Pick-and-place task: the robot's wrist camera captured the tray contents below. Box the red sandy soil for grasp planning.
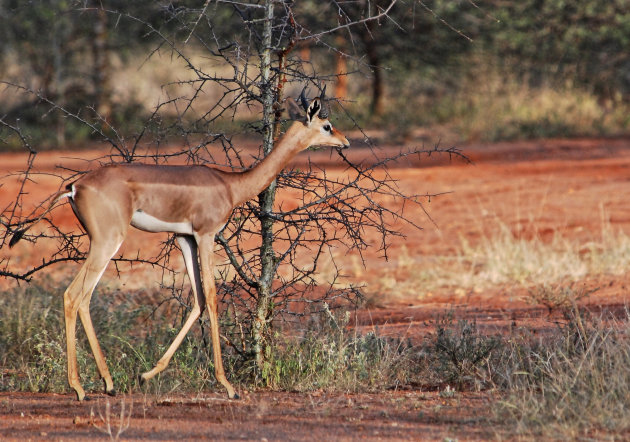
[0,391,494,441]
[2,136,630,439]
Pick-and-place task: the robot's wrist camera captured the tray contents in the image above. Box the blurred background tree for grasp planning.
[1,0,629,148]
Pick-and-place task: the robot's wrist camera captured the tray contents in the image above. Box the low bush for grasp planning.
[262,305,418,392]
[496,309,630,438]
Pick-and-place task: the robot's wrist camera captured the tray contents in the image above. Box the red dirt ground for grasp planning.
[0,391,494,441]
[2,136,630,439]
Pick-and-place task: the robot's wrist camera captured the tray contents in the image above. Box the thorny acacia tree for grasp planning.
[0,1,462,377]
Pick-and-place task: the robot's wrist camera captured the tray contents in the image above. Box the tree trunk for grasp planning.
[364,40,384,117]
[52,18,65,146]
[335,36,348,101]
[358,17,384,117]
[253,0,276,370]
[92,7,111,121]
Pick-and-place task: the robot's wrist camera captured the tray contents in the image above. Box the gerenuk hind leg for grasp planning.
[140,235,206,382]
[64,238,122,401]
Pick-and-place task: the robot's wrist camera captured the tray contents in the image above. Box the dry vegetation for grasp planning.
[3,204,630,439]
[388,217,630,296]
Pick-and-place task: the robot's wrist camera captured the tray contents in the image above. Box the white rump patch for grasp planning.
[131,210,194,235]
[60,185,75,201]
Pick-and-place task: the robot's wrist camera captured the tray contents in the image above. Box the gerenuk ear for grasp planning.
[306,98,322,124]
[287,99,304,121]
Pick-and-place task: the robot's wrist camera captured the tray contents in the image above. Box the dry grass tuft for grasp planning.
[496,309,630,439]
[365,213,630,301]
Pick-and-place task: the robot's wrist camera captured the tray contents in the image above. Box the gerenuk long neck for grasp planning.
[230,122,310,205]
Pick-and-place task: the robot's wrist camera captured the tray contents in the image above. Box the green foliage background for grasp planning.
[1,0,629,148]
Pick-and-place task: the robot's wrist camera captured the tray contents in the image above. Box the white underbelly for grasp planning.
[130,210,193,235]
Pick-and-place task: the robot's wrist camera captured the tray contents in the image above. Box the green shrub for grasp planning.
[426,315,502,390]
[263,306,417,392]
